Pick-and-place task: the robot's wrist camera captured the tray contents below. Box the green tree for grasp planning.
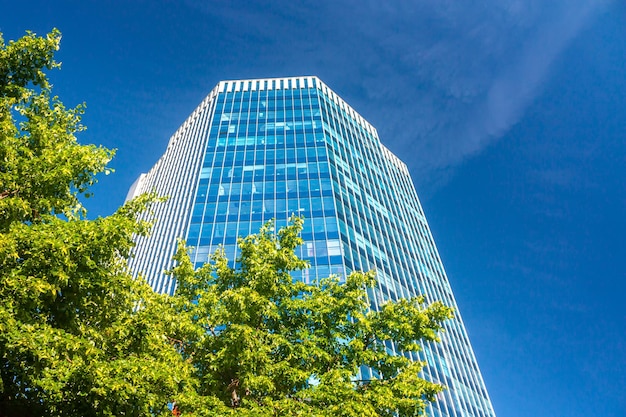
[0,29,191,417]
[167,217,454,416]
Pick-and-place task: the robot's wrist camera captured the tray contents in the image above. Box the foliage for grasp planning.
[0,28,112,229]
[167,217,454,416]
[0,29,453,417]
[0,29,191,416]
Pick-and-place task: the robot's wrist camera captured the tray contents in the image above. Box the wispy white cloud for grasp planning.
[340,0,614,184]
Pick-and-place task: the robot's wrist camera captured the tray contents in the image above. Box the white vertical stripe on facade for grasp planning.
[126,88,219,293]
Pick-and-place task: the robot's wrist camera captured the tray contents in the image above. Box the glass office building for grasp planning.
[127,76,496,417]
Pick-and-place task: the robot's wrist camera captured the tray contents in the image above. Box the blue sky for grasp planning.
[2,1,625,416]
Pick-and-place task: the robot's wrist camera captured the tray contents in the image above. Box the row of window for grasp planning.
[189,241,343,271]
[217,120,322,135]
[192,196,335,218]
[215,98,319,113]
[212,132,326,149]
[203,146,328,168]
[220,109,322,122]
[195,179,333,201]
[200,161,330,181]
[191,206,335,225]
[189,215,338,239]
[188,223,339,247]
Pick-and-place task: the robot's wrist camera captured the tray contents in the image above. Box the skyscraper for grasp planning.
[126,76,496,417]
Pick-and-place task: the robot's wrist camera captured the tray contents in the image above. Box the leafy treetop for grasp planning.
[168,217,453,416]
[0,28,113,230]
[0,29,191,417]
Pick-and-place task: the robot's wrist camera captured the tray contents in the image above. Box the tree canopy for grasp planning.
[0,29,453,417]
[0,29,191,417]
[168,218,453,416]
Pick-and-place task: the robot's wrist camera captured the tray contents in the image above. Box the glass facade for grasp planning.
[127,76,496,417]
